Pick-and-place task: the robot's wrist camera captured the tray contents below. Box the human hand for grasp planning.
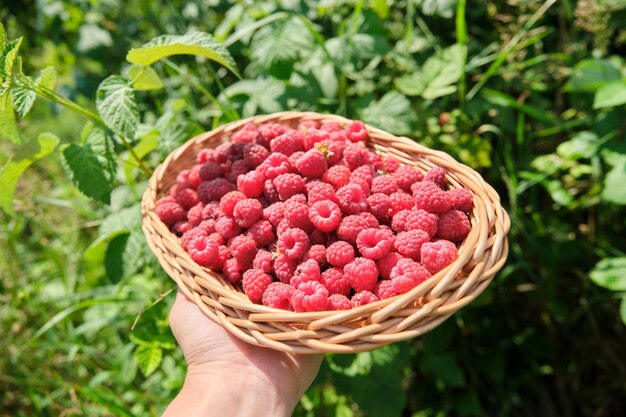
[163,291,323,417]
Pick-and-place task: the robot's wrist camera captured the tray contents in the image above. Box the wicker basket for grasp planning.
[141,111,510,354]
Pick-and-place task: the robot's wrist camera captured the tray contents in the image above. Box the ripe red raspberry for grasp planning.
[326,241,356,267]
[199,162,223,182]
[291,259,321,288]
[202,202,223,220]
[351,291,379,307]
[336,183,368,215]
[420,240,458,274]
[374,280,398,299]
[368,152,383,170]
[425,167,447,189]
[394,165,424,192]
[228,235,257,266]
[322,165,351,189]
[237,170,265,198]
[207,232,225,246]
[245,219,275,247]
[337,213,378,243]
[376,252,403,280]
[302,244,327,266]
[307,182,338,205]
[277,228,310,260]
[180,227,208,251]
[382,156,400,173]
[187,165,203,188]
[317,140,345,165]
[213,245,231,271]
[343,144,369,169]
[391,209,412,232]
[242,269,273,303]
[215,216,243,239]
[225,142,246,162]
[283,201,313,232]
[262,202,285,227]
[262,282,294,310]
[258,153,293,180]
[321,122,341,133]
[273,173,305,201]
[388,192,415,216]
[186,202,205,226]
[270,130,304,156]
[257,123,288,148]
[405,209,438,238]
[351,165,375,187]
[197,178,236,203]
[345,120,368,142]
[223,258,244,283]
[295,149,327,179]
[274,254,298,284]
[390,258,431,293]
[285,193,307,205]
[412,181,452,214]
[225,160,248,184]
[253,249,274,273]
[448,188,474,212]
[171,221,191,235]
[327,294,352,310]
[263,179,280,203]
[288,151,304,168]
[320,267,350,296]
[243,143,270,168]
[198,219,216,234]
[344,257,378,292]
[276,219,290,237]
[303,128,330,150]
[356,228,393,260]
[197,148,217,164]
[155,199,186,226]
[232,128,258,143]
[219,191,246,217]
[309,200,342,233]
[436,210,471,242]
[395,229,430,261]
[367,193,391,222]
[233,198,263,228]
[291,281,329,312]
[371,175,399,195]
[187,236,219,268]
[156,196,176,206]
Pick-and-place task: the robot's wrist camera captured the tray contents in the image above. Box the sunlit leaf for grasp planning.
[96,75,139,139]
[593,80,626,109]
[128,65,164,91]
[0,37,23,79]
[0,89,22,143]
[135,343,163,377]
[590,257,626,291]
[360,91,416,134]
[62,142,114,204]
[10,79,36,117]
[564,59,621,92]
[36,66,57,90]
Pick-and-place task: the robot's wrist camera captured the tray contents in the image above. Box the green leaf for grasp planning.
[105,233,130,283]
[590,257,626,291]
[0,37,23,80]
[620,297,626,325]
[128,65,163,91]
[602,159,626,205]
[36,66,57,91]
[360,91,417,134]
[351,33,391,59]
[126,31,240,77]
[0,22,6,51]
[593,80,626,109]
[62,142,114,204]
[96,75,139,139]
[565,59,621,92]
[135,343,163,377]
[0,89,22,143]
[10,80,36,117]
[556,131,599,160]
[85,125,117,178]
[220,78,286,117]
[0,132,59,215]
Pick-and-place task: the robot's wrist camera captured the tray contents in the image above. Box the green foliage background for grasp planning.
[1,1,625,416]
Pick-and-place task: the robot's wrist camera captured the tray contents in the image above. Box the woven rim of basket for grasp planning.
[141,111,510,354]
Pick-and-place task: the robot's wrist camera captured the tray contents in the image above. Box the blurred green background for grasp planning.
[1,1,625,416]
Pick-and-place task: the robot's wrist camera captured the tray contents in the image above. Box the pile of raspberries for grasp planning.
[155,119,473,312]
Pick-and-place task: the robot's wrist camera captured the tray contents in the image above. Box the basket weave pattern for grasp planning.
[141,112,510,354]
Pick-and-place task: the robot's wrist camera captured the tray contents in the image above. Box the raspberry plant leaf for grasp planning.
[359,91,417,134]
[126,31,240,78]
[0,89,23,144]
[128,65,163,91]
[220,78,286,117]
[135,343,163,377]
[36,66,57,91]
[0,36,23,80]
[593,80,626,109]
[564,59,621,92]
[96,75,139,140]
[10,77,36,117]
[601,157,626,205]
[62,140,115,204]
[0,132,59,215]
[590,257,626,291]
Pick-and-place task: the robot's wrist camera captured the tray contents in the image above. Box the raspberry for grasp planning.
[225,160,248,183]
[207,232,225,246]
[223,258,244,283]
[336,183,368,215]
[367,193,392,224]
[199,162,223,182]
[317,140,345,165]
[214,245,231,271]
[253,249,274,273]
[243,143,270,169]
[263,179,280,203]
[448,188,474,212]
[262,282,295,310]
[374,280,398,299]
[395,229,430,261]
[291,281,329,312]
[322,165,351,189]
[321,122,341,133]
[156,196,176,206]
[351,165,375,187]
[420,240,458,274]
[326,241,356,267]
[388,192,415,216]
[390,258,431,293]
[307,182,338,205]
[187,165,203,188]
[257,123,288,148]
[343,144,369,169]
[214,143,230,163]
[356,228,393,260]
[337,213,378,243]
[277,228,310,260]
[412,181,452,214]
[155,200,186,226]
[228,235,257,266]
[242,269,273,304]
[291,259,321,288]
[172,188,197,211]
[351,291,379,307]
[274,254,298,284]
[232,128,257,143]
[187,236,219,268]
[310,229,327,245]
[270,130,304,156]
[382,156,400,173]
[202,202,223,220]
[197,148,217,164]
[371,175,399,195]
[233,198,263,228]
[247,219,276,247]
[198,219,216,234]
[394,165,424,192]
[295,149,327,179]
[262,202,285,227]
[186,202,205,226]
[436,210,471,242]
[215,216,243,239]
[376,252,403,280]
[344,257,378,292]
[285,193,307,205]
[320,267,350,296]
[391,209,412,232]
[276,219,290,237]
[225,142,246,162]
[302,244,327,266]
[172,221,191,235]
[425,167,447,189]
[237,170,265,198]
[283,201,313,232]
[273,173,305,201]
[303,128,330,150]
[309,200,342,233]
[327,294,352,310]
[180,227,208,251]
[405,209,438,238]
[198,178,236,203]
[258,153,293,180]
[219,191,246,217]
[345,120,368,142]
